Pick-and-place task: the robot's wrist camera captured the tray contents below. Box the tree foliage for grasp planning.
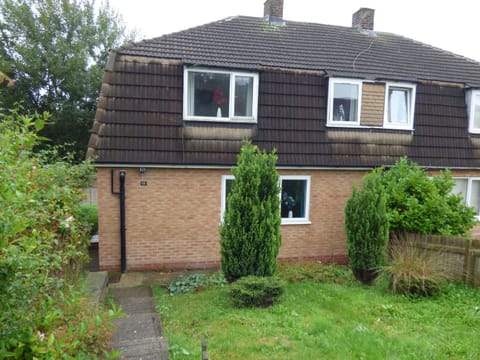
[0,108,119,357]
[379,157,476,236]
[220,142,282,282]
[344,170,389,284]
[0,0,131,161]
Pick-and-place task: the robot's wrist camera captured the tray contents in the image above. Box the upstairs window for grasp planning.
[384,83,416,129]
[467,90,480,133]
[327,78,362,126]
[184,68,258,122]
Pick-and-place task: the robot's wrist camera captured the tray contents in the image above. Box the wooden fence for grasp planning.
[409,234,480,286]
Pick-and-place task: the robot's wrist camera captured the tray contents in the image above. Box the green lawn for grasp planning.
[153,265,480,359]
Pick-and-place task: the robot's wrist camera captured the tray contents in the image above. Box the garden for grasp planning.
[154,264,480,359]
[154,143,480,359]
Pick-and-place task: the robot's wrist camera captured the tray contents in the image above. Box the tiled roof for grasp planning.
[117,16,480,87]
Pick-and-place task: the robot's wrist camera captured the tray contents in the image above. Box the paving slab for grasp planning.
[110,277,169,360]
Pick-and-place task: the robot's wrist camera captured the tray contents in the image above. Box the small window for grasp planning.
[327,78,362,126]
[453,177,480,218]
[384,83,416,129]
[184,68,258,122]
[221,175,311,225]
[280,176,311,224]
[467,90,480,133]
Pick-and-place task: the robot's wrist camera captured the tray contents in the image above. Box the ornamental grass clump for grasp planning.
[228,276,284,308]
[381,233,448,297]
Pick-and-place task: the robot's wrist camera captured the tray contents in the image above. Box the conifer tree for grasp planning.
[220,141,281,282]
[344,170,389,284]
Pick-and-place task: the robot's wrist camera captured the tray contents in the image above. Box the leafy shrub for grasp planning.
[78,204,99,236]
[168,273,226,295]
[379,157,476,236]
[344,170,389,284]
[228,276,284,308]
[380,233,448,296]
[220,141,282,282]
[0,108,117,358]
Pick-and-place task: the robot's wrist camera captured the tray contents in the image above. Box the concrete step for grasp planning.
[116,336,169,360]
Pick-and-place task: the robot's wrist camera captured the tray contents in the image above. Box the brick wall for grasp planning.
[360,83,385,126]
[98,167,480,271]
[97,167,366,271]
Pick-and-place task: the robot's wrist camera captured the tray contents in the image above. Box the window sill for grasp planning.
[184,116,257,124]
[281,219,311,226]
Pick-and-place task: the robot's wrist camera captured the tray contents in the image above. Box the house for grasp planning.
[88,0,480,272]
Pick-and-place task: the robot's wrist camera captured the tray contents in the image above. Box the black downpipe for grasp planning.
[119,171,127,273]
[111,170,127,273]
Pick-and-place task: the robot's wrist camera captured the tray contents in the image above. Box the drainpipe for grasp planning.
[111,170,127,273]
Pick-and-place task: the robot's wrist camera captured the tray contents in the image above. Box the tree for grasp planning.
[0,0,131,161]
[220,141,282,282]
[380,157,476,236]
[344,169,389,284]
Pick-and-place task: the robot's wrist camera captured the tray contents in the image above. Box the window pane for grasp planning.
[333,83,358,122]
[281,180,306,218]
[234,76,253,117]
[389,88,409,123]
[188,72,230,117]
[470,180,480,216]
[452,179,468,202]
[473,94,480,129]
[225,179,234,210]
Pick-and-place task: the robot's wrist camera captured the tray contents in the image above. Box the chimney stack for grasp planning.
[352,8,375,31]
[264,0,284,25]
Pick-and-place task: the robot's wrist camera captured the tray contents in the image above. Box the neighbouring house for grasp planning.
[88,0,480,272]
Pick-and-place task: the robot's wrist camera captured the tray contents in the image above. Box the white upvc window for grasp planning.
[383,82,416,130]
[220,175,311,225]
[280,175,311,225]
[184,68,258,123]
[452,177,480,219]
[467,90,480,133]
[327,78,362,126]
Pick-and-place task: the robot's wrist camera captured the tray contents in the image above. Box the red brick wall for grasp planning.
[97,167,480,271]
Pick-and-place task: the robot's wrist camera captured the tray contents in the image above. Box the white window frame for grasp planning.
[452,177,480,220]
[327,78,362,127]
[467,89,480,134]
[183,68,259,123]
[383,82,416,130]
[220,175,311,225]
[280,175,311,225]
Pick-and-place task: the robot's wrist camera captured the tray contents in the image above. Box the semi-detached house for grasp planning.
[88,0,480,272]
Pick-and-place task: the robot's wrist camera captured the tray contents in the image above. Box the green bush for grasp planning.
[379,157,476,236]
[228,276,284,308]
[220,141,282,282]
[78,204,98,236]
[0,108,118,358]
[344,170,389,284]
[380,233,447,297]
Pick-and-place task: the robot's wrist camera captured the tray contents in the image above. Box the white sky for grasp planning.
[110,0,480,62]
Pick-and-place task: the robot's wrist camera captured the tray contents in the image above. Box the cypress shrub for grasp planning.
[228,276,284,308]
[220,141,281,282]
[344,170,389,284]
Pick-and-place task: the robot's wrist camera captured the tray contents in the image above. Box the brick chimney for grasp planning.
[352,8,375,30]
[264,0,284,25]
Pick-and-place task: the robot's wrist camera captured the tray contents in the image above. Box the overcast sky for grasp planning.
[111,0,480,62]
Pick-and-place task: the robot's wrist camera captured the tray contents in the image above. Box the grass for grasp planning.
[153,263,480,359]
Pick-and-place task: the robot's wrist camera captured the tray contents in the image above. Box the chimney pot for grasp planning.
[352,8,375,31]
[264,0,284,24]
